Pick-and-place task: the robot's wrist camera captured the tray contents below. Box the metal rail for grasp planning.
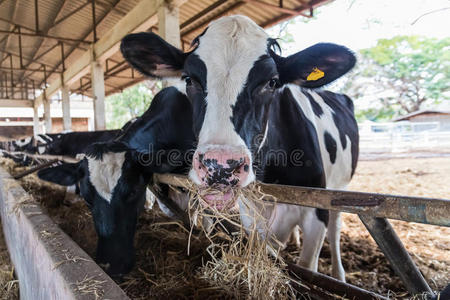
[154,173,450,227]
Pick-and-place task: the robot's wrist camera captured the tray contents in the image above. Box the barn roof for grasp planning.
[393,110,450,122]
[0,0,331,105]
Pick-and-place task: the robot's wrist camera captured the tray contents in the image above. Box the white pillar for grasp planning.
[43,97,52,133]
[90,60,106,130]
[158,3,181,48]
[61,85,72,132]
[33,105,41,138]
[158,2,181,88]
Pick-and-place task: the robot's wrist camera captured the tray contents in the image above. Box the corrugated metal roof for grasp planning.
[0,0,331,102]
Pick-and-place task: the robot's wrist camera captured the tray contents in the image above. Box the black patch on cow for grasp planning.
[317,90,359,176]
[259,88,327,188]
[304,91,324,117]
[315,208,329,226]
[324,131,337,164]
[183,54,207,137]
[42,130,121,157]
[231,55,279,153]
[191,27,208,48]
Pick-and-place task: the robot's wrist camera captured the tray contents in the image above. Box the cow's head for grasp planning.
[35,133,62,155]
[121,15,355,210]
[0,136,37,153]
[38,143,150,276]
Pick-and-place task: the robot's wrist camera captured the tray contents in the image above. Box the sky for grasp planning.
[268,0,450,54]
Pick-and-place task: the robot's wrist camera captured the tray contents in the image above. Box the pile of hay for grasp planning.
[184,181,296,299]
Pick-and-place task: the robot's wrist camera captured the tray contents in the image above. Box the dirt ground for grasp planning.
[0,156,448,299]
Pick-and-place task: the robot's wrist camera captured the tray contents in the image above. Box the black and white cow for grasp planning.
[35,130,123,156]
[38,86,195,276]
[0,136,38,153]
[120,15,358,281]
[0,130,122,157]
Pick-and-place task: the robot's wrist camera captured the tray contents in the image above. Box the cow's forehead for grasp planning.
[194,16,269,87]
[87,152,126,203]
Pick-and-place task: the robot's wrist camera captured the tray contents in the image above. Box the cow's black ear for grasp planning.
[120,32,186,78]
[38,162,82,186]
[273,43,356,88]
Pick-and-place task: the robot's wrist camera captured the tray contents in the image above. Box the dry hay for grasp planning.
[0,226,18,300]
[184,183,296,299]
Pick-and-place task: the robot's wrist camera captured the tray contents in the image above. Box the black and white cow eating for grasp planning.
[38,86,195,276]
[121,15,359,281]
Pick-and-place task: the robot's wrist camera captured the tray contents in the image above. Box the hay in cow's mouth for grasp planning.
[167,179,298,299]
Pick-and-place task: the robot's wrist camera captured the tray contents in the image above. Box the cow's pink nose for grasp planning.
[193,149,250,187]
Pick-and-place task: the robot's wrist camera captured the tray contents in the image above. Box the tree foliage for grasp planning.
[342,36,449,120]
[105,81,161,129]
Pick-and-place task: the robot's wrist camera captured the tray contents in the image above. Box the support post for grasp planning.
[43,94,52,133]
[61,85,71,131]
[358,215,432,295]
[158,1,181,87]
[158,2,181,48]
[33,105,41,137]
[90,54,106,130]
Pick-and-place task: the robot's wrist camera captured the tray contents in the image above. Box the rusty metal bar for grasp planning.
[0,74,3,98]
[60,42,65,71]
[0,66,61,73]
[32,80,35,99]
[181,1,247,36]
[0,48,58,71]
[91,0,97,42]
[9,54,13,97]
[4,73,7,98]
[153,174,450,227]
[180,0,229,29]
[34,0,39,33]
[13,159,59,180]
[359,215,432,295]
[43,65,47,88]
[17,27,23,68]
[287,262,388,299]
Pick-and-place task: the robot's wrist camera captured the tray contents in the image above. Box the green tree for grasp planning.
[342,36,449,120]
[105,81,161,129]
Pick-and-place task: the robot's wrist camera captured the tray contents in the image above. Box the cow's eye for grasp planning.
[268,78,279,89]
[183,76,193,86]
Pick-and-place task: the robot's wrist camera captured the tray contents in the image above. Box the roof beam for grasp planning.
[53,1,91,28]
[0,29,91,45]
[37,0,123,91]
[243,0,312,17]
[35,0,187,108]
[181,1,246,37]
[0,66,61,73]
[0,99,33,108]
[0,0,20,66]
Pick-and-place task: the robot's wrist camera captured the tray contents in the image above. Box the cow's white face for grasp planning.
[187,16,270,188]
[120,15,356,210]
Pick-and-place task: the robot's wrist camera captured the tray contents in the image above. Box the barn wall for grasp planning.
[0,118,90,140]
[406,114,450,131]
[50,118,89,133]
[0,126,34,141]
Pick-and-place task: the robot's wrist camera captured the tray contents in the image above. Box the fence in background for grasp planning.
[358,121,450,153]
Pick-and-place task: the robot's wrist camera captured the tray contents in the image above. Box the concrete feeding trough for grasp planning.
[0,166,129,300]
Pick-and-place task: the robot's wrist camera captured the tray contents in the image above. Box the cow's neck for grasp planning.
[256,86,326,187]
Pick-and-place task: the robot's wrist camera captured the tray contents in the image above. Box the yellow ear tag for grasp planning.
[307,68,325,81]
